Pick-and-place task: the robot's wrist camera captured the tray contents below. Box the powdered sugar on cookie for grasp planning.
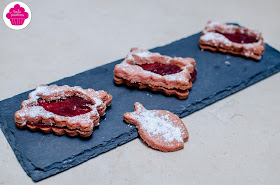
[132,110,183,143]
[133,50,152,58]
[199,20,265,60]
[200,32,230,43]
[123,102,189,152]
[24,85,103,107]
[114,48,197,99]
[14,85,112,137]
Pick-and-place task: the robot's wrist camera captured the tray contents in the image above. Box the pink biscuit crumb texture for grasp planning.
[123,102,189,152]
[6,4,29,26]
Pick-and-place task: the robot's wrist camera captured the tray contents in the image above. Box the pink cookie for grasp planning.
[124,102,189,152]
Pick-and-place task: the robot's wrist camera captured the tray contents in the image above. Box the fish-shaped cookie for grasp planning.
[123,102,189,152]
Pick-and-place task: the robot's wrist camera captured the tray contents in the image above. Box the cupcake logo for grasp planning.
[3,2,31,30]
[6,4,29,25]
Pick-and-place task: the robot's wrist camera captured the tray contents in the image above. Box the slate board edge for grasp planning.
[0,32,280,181]
[36,47,280,179]
[0,34,199,182]
[0,116,36,179]
[0,111,138,182]
[30,128,138,181]
[177,60,280,117]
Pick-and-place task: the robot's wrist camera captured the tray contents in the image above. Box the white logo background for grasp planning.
[3,1,32,30]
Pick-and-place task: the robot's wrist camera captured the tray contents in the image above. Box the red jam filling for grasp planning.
[38,96,93,117]
[190,68,197,81]
[138,63,182,76]
[215,30,258,44]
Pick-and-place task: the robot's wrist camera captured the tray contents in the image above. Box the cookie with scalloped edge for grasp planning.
[14,84,112,137]
[114,48,197,99]
[199,21,265,60]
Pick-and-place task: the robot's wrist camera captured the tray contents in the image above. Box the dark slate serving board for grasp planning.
[1,32,280,182]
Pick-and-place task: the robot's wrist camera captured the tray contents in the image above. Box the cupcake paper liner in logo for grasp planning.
[3,2,31,30]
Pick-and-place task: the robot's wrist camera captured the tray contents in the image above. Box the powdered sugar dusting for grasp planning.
[207,21,236,34]
[92,97,102,107]
[135,102,145,111]
[126,54,135,62]
[16,85,107,126]
[29,85,53,102]
[207,21,220,28]
[164,73,184,81]
[27,85,104,109]
[114,48,196,89]
[201,32,230,43]
[28,106,54,118]
[134,51,151,58]
[133,110,183,143]
[126,50,153,64]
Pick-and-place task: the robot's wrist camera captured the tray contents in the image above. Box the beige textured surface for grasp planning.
[0,0,280,184]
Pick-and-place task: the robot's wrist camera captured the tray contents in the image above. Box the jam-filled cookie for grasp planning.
[14,85,112,137]
[199,21,265,60]
[123,102,189,152]
[114,48,197,99]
